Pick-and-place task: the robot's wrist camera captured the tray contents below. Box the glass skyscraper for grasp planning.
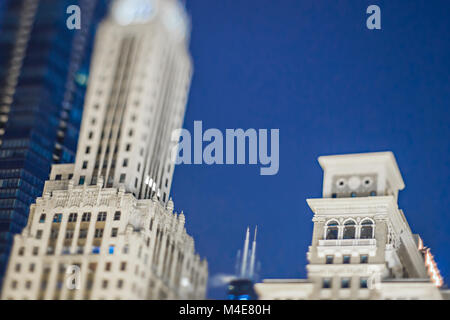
[0,0,111,285]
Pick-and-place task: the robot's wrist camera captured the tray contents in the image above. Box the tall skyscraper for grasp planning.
[0,0,111,285]
[1,0,208,300]
[255,152,447,300]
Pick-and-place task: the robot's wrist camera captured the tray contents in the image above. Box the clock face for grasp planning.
[113,0,156,26]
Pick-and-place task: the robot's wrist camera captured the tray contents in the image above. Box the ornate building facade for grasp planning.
[256,152,446,300]
[1,0,208,300]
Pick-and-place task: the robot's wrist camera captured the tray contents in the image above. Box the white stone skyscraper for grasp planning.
[73,0,193,203]
[255,152,447,300]
[1,0,208,300]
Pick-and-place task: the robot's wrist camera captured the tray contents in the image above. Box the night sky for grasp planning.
[170,0,450,298]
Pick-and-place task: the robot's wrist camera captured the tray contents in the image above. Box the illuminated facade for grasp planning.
[1,0,208,300]
[256,152,446,300]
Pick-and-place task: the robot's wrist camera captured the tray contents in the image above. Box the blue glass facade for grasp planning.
[0,0,111,284]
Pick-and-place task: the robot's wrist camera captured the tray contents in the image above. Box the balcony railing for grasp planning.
[318,239,376,247]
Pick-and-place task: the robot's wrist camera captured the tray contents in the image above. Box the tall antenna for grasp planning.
[240,227,250,278]
[249,226,257,278]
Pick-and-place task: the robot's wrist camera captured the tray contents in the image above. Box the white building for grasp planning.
[256,152,446,300]
[1,0,208,300]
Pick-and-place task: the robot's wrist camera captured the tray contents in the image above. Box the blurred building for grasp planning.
[0,0,111,285]
[1,0,208,300]
[255,152,446,300]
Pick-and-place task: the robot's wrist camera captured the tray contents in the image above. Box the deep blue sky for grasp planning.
[171,0,450,299]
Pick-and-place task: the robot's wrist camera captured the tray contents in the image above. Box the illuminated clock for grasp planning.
[112,0,157,26]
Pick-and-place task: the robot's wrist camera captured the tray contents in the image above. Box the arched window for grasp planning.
[326,221,339,240]
[343,220,356,239]
[360,220,374,239]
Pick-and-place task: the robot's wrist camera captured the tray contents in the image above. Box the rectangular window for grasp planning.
[82,212,91,222]
[39,214,46,223]
[360,277,368,289]
[341,278,351,289]
[79,176,85,185]
[109,245,115,254]
[85,146,91,154]
[55,174,62,181]
[82,161,88,169]
[120,262,127,271]
[97,212,107,221]
[326,255,334,264]
[79,229,87,239]
[105,262,111,271]
[92,246,100,254]
[68,213,77,222]
[114,211,121,220]
[123,159,128,167]
[322,278,331,289]
[343,255,351,264]
[119,174,126,183]
[36,230,43,239]
[94,229,104,238]
[360,255,369,264]
[111,228,118,237]
[53,213,62,223]
[65,230,74,239]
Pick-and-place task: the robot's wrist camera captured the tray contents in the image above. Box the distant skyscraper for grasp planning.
[256,152,447,300]
[0,0,111,285]
[1,0,208,300]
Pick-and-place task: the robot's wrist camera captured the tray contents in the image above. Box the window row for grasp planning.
[322,277,369,289]
[325,254,369,264]
[324,219,374,240]
[38,211,121,224]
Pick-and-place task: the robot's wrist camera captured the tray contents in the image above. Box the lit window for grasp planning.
[92,247,100,254]
[109,245,115,254]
